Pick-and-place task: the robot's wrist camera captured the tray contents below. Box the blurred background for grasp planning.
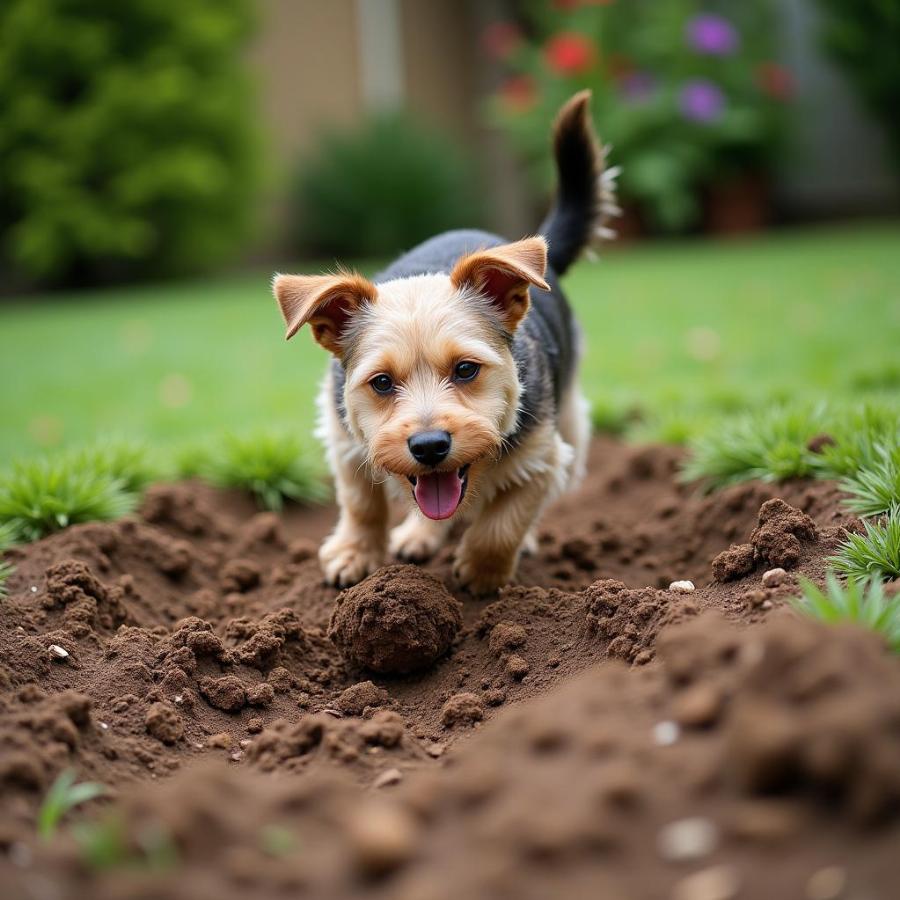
[1,0,899,460]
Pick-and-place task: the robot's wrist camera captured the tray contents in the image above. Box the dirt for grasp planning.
[1,437,896,899]
[328,566,462,674]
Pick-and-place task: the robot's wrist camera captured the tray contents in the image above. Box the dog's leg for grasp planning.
[389,511,452,562]
[318,386,387,587]
[557,381,591,490]
[454,425,570,594]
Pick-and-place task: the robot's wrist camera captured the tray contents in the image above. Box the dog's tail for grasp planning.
[539,90,620,276]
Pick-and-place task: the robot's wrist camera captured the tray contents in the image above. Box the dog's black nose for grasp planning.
[408,430,452,466]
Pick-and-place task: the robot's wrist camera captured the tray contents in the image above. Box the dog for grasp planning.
[273,90,618,594]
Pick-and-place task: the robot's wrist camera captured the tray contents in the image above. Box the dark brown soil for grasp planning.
[1,437,896,899]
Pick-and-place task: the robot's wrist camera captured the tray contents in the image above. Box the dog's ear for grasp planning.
[450,237,550,331]
[272,271,377,354]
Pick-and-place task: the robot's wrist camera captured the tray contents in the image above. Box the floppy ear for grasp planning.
[272,271,377,354]
[450,237,550,331]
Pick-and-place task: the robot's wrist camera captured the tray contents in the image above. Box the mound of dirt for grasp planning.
[5,615,898,900]
[0,438,887,898]
[328,566,462,674]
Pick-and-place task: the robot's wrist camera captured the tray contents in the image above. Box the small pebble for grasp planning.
[373,768,403,789]
[348,802,417,876]
[806,866,847,900]
[658,817,719,862]
[762,567,788,587]
[426,743,446,759]
[653,720,681,746]
[669,580,695,593]
[672,865,740,900]
[48,644,69,660]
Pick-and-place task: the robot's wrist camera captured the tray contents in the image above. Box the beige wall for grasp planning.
[248,0,528,256]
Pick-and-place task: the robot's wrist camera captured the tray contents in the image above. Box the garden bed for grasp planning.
[1,437,898,898]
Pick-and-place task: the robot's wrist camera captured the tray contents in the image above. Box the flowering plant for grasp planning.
[484,0,792,232]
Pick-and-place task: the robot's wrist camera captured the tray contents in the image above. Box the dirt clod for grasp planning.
[329,565,462,674]
[441,692,485,728]
[145,702,183,744]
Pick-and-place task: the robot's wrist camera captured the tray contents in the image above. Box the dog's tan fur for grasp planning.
[274,238,588,593]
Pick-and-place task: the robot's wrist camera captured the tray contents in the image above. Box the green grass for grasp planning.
[181,428,328,511]
[681,399,900,494]
[73,817,178,872]
[38,770,107,840]
[839,443,900,518]
[1,222,898,461]
[792,572,900,653]
[830,506,900,583]
[0,454,136,542]
[681,402,828,488]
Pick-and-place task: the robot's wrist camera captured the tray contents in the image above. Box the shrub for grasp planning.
[0,0,259,286]
[792,572,900,653]
[292,113,481,258]
[816,0,900,171]
[484,0,791,232]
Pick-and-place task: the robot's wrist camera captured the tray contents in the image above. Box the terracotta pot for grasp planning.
[704,173,770,235]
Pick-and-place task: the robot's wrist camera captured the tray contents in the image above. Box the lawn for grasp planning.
[1,221,899,463]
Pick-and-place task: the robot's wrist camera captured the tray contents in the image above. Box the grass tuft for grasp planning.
[681,403,827,488]
[792,572,900,653]
[830,506,900,583]
[68,439,167,496]
[38,770,107,840]
[184,428,328,511]
[73,817,178,872]
[0,457,135,543]
[838,443,900,518]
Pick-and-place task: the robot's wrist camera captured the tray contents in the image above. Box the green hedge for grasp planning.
[0,0,259,287]
[292,113,482,259]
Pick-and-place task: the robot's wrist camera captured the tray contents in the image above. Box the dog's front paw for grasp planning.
[389,514,449,563]
[319,531,384,588]
[453,551,514,596]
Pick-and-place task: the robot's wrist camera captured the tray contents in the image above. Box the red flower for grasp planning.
[756,62,794,101]
[498,75,538,114]
[544,32,596,75]
[481,21,523,61]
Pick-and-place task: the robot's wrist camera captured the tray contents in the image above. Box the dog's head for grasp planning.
[273,237,549,520]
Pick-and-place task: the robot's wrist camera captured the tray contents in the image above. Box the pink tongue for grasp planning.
[414,471,463,520]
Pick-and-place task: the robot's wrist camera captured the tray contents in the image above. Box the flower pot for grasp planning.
[704,174,770,235]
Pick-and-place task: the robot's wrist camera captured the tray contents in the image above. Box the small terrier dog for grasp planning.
[273,91,618,594]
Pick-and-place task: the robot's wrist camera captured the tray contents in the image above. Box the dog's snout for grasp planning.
[408,430,452,467]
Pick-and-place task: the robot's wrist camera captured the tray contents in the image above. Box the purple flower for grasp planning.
[679,79,725,122]
[686,14,739,56]
[620,71,657,104]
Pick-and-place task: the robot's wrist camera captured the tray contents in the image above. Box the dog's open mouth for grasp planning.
[407,465,469,520]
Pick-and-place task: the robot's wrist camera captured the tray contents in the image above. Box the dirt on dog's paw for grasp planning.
[389,515,448,563]
[319,530,385,588]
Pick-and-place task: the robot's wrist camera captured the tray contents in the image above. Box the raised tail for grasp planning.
[539,90,620,275]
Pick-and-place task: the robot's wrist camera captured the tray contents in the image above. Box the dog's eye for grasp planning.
[370,373,394,395]
[453,361,480,382]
